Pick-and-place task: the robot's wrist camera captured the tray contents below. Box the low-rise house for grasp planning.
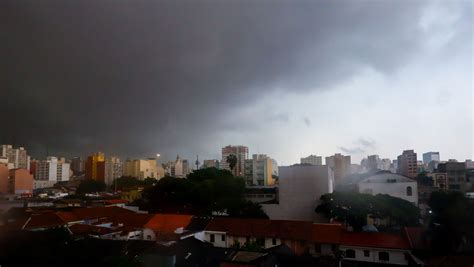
[9,206,196,244]
[203,217,421,266]
[204,217,314,255]
[22,212,67,231]
[310,223,343,257]
[357,172,418,205]
[68,223,122,239]
[339,231,411,265]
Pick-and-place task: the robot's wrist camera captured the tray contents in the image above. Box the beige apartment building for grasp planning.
[124,158,164,180]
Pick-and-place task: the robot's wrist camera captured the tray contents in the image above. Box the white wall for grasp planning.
[143,228,156,241]
[358,181,418,205]
[48,160,58,182]
[205,232,282,250]
[263,165,334,222]
[340,246,409,265]
[264,237,281,248]
[204,231,227,247]
[59,163,70,181]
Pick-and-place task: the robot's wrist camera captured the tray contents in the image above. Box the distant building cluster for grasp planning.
[0,142,473,266]
[1,142,473,226]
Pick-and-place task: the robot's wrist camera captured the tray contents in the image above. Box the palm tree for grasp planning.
[226,154,238,173]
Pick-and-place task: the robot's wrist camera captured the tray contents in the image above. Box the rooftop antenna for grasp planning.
[195,155,200,170]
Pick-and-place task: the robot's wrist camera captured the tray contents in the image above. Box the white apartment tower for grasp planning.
[1,144,30,170]
[35,156,70,182]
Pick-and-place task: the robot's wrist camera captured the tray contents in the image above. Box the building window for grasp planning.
[272,238,277,245]
[221,234,226,242]
[345,249,355,258]
[379,251,389,261]
[364,250,370,257]
[210,234,215,243]
[406,186,412,196]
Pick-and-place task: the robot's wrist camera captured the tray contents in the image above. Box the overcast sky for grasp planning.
[1,0,472,165]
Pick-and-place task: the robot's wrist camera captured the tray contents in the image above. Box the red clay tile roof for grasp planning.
[111,213,153,228]
[205,218,313,241]
[69,206,135,221]
[56,211,80,223]
[24,212,66,229]
[69,223,120,236]
[311,223,343,244]
[404,227,429,250]
[340,231,410,250]
[144,214,193,234]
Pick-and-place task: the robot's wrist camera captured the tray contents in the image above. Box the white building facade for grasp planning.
[262,165,334,222]
[357,173,418,205]
[300,155,323,165]
[35,157,70,185]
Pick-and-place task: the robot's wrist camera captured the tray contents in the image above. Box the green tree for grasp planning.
[316,191,420,230]
[227,200,269,219]
[226,154,238,173]
[112,176,143,190]
[76,180,106,195]
[142,171,267,218]
[142,176,195,213]
[142,177,158,187]
[187,167,233,182]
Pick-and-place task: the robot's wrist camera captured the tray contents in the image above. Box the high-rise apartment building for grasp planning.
[106,156,123,185]
[8,168,34,195]
[71,157,85,174]
[35,156,70,183]
[437,161,470,192]
[0,164,9,194]
[422,152,440,165]
[244,154,278,186]
[220,145,249,176]
[0,145,30,170]
[300,155,322,165]
[85,152,107,182]
[397,150,418,179]
[124,158,163,180]
[163,156,190,178]
[366,155,380,170]
[325,153,351,185]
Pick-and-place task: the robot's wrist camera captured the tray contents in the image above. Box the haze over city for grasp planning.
[1,1,472,165]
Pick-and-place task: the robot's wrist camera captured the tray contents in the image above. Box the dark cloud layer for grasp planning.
[0,1,457,160]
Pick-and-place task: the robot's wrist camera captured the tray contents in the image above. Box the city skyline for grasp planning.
[1,1,472,166]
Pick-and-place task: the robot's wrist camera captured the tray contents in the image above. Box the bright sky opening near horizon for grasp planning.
[1,0,472,165]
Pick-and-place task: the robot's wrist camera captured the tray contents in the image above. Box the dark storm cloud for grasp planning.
[0,1,448,159]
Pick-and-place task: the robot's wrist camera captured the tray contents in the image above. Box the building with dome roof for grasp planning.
[357,172,418,205]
